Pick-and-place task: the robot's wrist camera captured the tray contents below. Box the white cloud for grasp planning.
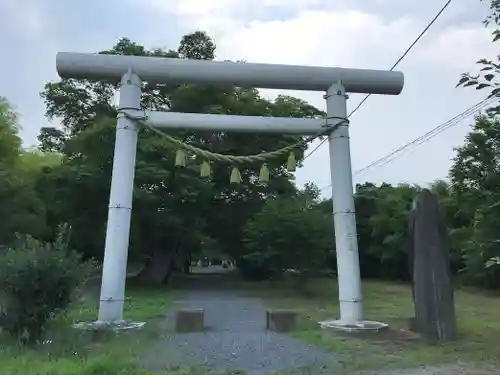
[1,0,497,191]
[150,0,328,16]
[0,0,46,37]
[214,10,415,67]
[413,25,497,70]
[167,1,495,71]
[147,0,495,84]
[138,0,497,192]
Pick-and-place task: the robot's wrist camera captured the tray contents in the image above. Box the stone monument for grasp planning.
[407,189,457,343]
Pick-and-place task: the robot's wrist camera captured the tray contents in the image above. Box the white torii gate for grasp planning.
[57,52,404,331]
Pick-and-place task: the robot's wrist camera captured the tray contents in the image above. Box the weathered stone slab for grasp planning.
[266,309,298,332]
[408,189,457,343]
[175,308,204,332]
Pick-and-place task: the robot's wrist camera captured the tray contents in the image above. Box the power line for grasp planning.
[353,98,495,176]
[320,96,497,191]
[302,0,453,162]
[354,98,496,175]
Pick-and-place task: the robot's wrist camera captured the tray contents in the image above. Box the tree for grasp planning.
[242,184,334,285]
[429,180,468,272]
[36,32,325,284]
[456,1,500,114]
[451,2,500,286]
[462,201,500,288]
[450,116,500,197]
[178,31,216,60]
[353,182,387,278]
[362,183,419,280]
[484,0,500,25]
[0,97,21,166]
[316,182,421,280]
[449,116,500,286]
[0,98,47,245]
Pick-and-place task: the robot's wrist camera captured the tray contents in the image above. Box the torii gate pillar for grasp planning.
[98,69,141,323]
[324,83,365,327]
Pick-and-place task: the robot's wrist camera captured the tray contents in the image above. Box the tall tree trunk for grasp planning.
[183,260,191,274]
[136,239,180,285]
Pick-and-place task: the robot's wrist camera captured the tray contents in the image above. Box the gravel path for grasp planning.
[354,363,499,375]
[144,280,336,374]
[142,273,496,375]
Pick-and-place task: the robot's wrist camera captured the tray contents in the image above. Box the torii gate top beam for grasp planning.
[56,52,404,95]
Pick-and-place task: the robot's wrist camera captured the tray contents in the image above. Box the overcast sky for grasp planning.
[0,0,497,195]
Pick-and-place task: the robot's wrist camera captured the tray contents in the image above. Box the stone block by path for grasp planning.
[266,309,298,333]
[175,308,204,332]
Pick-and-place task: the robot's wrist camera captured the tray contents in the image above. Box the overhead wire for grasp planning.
[352,98,496,176]
[301,0,453,162]
[319,96,498,191]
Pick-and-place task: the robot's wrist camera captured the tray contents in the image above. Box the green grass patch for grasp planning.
[5,273,498,374]
[242,277,500,373]
[0,285,187,375]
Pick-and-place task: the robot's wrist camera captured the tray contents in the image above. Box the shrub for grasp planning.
[0,225,96,343]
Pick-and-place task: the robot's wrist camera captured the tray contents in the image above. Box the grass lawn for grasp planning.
[242,277,500,374]
[2,273,499,375]
[0,284,181,375]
